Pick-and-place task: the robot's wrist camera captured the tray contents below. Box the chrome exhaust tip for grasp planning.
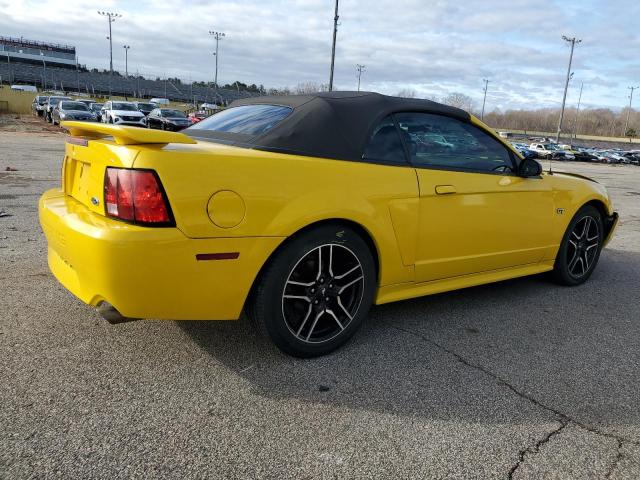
[97,302,139,324]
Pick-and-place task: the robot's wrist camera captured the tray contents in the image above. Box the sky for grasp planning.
[1,0,639,111]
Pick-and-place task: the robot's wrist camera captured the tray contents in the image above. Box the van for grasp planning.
[149,98,170,105]
[11,85,38,92]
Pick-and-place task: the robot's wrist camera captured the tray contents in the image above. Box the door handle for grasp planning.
[435,185,456,195]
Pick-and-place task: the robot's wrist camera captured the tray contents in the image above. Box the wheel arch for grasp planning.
[244,218,381,312]
[584,199,616,243]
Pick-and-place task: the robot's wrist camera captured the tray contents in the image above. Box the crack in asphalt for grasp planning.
[385,323,639,477]
[507,420,568,479]
[605,439,624,479]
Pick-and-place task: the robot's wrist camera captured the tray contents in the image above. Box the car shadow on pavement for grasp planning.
[176,248,640,432]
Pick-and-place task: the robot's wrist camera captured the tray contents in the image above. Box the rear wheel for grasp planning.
[247,225,376,357]
[552,205,603,286]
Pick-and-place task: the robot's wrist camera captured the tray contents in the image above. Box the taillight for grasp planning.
[104,168,173,226]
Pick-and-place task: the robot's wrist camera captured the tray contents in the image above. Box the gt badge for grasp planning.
[556,208,565,215]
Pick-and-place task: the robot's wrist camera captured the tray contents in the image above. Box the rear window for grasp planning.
[61,101,89,111]
[188,104,292,136]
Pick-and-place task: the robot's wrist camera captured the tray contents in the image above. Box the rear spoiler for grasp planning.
[61,121,197,146]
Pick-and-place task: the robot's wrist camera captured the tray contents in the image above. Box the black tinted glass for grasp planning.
[395,112,514,173]
[362,116,406,164]
[189,104,292,136]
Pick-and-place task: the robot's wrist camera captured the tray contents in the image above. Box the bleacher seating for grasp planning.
[0,61,256,105]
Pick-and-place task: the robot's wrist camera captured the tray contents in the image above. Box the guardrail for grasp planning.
[496,128,640,145]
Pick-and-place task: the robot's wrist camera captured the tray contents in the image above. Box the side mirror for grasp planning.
[519,157,543,177]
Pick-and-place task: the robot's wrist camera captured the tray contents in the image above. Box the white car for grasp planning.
[101,101,147,127]
[529,143,574,160]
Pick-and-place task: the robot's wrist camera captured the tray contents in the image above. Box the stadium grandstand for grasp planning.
[0,36,255,105]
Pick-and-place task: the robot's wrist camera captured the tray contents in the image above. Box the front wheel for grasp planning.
[552,205,603,286]
[247,225,377,357]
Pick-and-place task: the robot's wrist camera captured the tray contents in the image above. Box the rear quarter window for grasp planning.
[187,104,292,137]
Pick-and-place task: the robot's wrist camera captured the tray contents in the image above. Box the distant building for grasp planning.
[0,36,77,68]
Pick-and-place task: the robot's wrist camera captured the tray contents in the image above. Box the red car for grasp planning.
[188,111,209,124]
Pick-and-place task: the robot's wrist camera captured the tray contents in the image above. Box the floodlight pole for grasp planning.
[481,78,490,121]
[555,35,581,143]
[624,86,638,137]
[6,51,11,84]
[40,52,47,90]
[571,81,583,141]
[98,11,121,96]
[356,64,365,91]
[328,0,339,91]
[123,45,130,78]
[208,30,226,89]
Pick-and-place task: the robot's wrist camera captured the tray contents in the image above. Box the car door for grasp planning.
[393,112,554,283]
[101,102,110,123]
[148,109,158,128]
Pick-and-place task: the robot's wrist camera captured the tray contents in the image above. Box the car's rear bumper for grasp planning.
[39,189,284,320]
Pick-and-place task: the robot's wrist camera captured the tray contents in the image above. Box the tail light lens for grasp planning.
[104,168,174,226]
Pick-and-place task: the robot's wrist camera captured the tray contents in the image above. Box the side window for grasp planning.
[362,116,407,164]
[394,112,515,173]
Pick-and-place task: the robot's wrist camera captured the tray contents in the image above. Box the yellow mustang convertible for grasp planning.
[39,92,618,357]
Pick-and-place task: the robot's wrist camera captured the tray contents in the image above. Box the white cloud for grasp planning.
[0,0,638,110]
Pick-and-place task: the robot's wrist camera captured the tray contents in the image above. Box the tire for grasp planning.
[247,225,377,357]
[552,205,603,286]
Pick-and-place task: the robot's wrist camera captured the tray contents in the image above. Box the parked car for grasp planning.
[40,92,618,357]
[529,143,567,159]
[31,95,49,117]
[88,103,104,122]
[52,100,97,125]
[597,151,626,164]
[187,111,209,124]
[101,101,146,126]
[559,146,597,162]
[146,108,190,131]
[44,96,71,123]
[75,99,95,108]
[149,97,170,106]
[134,102,157,116]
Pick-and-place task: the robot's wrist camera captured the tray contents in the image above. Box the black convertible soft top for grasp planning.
[188,91,472,161]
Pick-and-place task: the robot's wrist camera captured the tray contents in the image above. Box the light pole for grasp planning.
[123,45,130,78]
[481,78,490,121]
[356,64,365,91]
[208,30,226,88]
[98,11,122,96]
[75,55,80,92]
[624,86,638,137]
[6,51,11,84]
[571,81,583,141]
[328,0,339,91]
[555,35,581,143]
[39,51,47,90]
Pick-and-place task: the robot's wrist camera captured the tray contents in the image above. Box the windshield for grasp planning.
[111,102,137,111]
[90,104,103,111]
[48,97,68,104]
[61,101,89,111]
[188,104,292,136]
[137,103,155,110]
[161,109,186,118]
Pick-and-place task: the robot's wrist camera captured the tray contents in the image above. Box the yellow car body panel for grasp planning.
[39,189,284,320]
[38,119,616,321]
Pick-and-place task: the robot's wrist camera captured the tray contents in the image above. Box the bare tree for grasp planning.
[441,92,475,111]
[293,82,330,94]
[395,88,417,98]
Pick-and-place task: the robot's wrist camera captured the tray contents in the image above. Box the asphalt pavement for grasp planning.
[1,130,639,479]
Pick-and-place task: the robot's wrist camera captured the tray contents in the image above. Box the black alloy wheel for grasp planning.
[247,225,376,357]
[552,205,603,286]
